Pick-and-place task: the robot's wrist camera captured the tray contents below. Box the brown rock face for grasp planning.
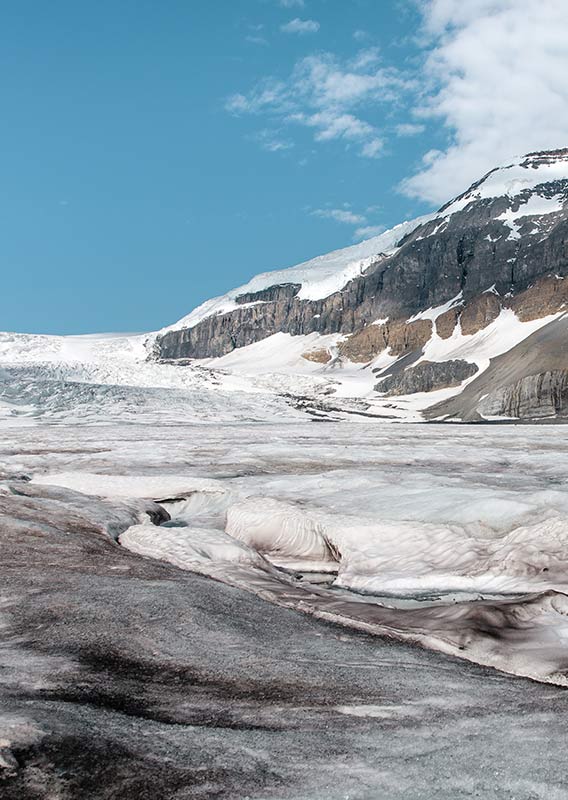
[460,293,502,335]
[436,307,461,339]
[508,275,568,322]
[339,325,388,362]
[386,319,433,356]
[301,348,332,364]
[339,319,432,363]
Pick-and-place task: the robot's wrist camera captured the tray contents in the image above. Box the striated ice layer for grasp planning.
[226,497,568,597]
[120,524,268,573]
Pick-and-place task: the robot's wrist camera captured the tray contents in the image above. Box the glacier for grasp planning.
[4,147,568,798]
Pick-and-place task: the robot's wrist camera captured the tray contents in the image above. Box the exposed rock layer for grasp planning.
[156,174,568,360]
[478,371,568,419]
[339,320,433,363]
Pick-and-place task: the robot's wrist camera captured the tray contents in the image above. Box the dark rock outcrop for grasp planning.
[235,283,301,305]
[377,360,478,396]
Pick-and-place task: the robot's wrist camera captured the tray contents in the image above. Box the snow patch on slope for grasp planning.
[419,308,564,372]
[407,292,463,323]
[497,194,565,240]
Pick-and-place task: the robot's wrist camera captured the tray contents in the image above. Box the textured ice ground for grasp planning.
[5,414,568,686]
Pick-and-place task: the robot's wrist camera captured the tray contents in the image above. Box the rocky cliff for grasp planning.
[152,149,568,422]
[156,149,568,362]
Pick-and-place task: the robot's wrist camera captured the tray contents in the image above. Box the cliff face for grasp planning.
[151,150,568,422]
[479,371,568,419]
[156,150,568,361]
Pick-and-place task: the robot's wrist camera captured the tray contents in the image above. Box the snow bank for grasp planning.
[119,524,267,572]
[225,496,568,597]
[32,472,223,500]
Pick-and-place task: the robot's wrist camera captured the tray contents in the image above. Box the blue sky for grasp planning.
[2,0,567,334]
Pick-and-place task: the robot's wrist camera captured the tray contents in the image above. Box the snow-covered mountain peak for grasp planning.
[440,148,568,217]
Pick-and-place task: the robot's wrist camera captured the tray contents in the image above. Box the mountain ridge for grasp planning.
[151,148,568,421]
[155,149,568,365]
[1,149,568,424]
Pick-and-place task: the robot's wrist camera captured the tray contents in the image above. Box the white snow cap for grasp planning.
[440,149,568,216]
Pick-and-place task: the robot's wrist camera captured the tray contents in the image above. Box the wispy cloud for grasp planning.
[254,129,294,152]
[312,208,366,225]
[395,122,424,137]
[280,18,320,35]
[225,49,411,159]
[310,205,386,241]
[279,0,304,7]
[245,23,268,46]
[401,0,568,204]
[353,224,386,240]
[246,35,269,46]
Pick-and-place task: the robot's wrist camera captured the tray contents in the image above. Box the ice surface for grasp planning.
[11,417,568,686]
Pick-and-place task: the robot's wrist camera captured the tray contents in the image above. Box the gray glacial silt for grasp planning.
[3,421,568,798]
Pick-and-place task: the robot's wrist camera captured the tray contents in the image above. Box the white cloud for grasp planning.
[297,111,375,142]
[402,0,568,204]
[395,122,425,137]
[353,29,370,43]
[246,35,269,46]
[279,0,304,7]
[311,206,386,241]
[361,138,384,158]
[254,129,294,152]
[312,208,367,225]
[281,18,320,35]
[225,50,410,158]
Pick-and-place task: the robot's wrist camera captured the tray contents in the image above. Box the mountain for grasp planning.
[152,148,568,422]
[1,149,567,424]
